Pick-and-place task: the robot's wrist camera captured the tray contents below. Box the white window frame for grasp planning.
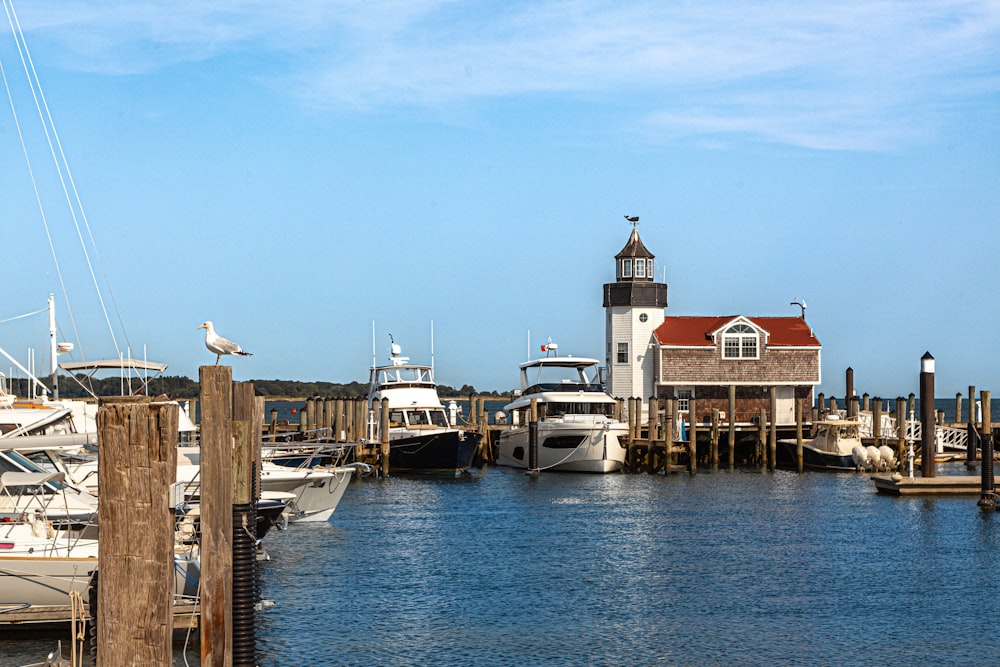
[616,342,628,364]
[722,324,759,359]
[622,259,632,278]
[676,388,693,413]
[635,258,645,278]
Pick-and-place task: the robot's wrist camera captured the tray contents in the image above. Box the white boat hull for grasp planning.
[497,420,628,473]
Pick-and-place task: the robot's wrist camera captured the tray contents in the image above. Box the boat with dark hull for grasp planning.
[365,338,480,476]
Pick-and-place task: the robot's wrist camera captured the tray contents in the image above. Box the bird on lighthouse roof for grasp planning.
[197,321,252,365]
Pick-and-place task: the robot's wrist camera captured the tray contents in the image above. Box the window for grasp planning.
[617,342,628,363]
[622,259,632,278]
[677,389,693,413]
[635,258,645,278]
[648,259,654,280]
[639,313,648,323]
[722,324,759,359]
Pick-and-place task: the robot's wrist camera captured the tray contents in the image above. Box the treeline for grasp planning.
[10,375,504,400]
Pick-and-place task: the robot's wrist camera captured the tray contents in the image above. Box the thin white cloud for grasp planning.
[8,0,1000,150]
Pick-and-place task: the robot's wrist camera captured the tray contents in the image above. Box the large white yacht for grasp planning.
[496,342,628,473]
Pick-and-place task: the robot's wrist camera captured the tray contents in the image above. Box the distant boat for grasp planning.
[777,418,897,471]
[364,340,480,476]
[496,344,628,473]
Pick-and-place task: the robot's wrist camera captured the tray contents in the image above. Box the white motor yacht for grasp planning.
[496,342,628,473]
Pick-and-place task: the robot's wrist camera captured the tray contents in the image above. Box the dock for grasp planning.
[871,473,982,496]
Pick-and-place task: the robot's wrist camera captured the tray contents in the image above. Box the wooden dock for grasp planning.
[871,473,982,496]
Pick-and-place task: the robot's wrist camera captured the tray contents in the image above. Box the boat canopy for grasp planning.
[60,359,168,373]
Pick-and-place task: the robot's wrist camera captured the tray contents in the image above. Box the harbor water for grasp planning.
[7,463,998,666]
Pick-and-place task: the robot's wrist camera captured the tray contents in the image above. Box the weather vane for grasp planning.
[624,214,639,230]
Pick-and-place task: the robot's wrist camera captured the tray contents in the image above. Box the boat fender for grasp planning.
[851,445,869,470]
[866,445,882,471]
[878,445,896,470]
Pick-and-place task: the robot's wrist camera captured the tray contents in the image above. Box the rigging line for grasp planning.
[0,306,47,325]
[5,1,122,359]
[0,14,81,361]
[9,1,131,356]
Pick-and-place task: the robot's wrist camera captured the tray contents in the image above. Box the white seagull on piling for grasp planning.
[197,321,252,365]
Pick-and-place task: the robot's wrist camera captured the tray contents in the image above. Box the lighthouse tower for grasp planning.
[602,222,668,407]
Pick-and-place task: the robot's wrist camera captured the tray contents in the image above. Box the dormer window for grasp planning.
[635,258,645,278]
[722,324,758,359]
[622,259,632,278]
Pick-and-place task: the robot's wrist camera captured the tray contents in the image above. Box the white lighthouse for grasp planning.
[602,221,668,411]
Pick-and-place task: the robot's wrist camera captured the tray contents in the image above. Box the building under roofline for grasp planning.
[654,314,821,425]
[603,224,821,424]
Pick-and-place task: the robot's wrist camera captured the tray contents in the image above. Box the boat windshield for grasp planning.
[379,367,434,386]
[544,402,615,418]
[0,450,66,492]
[391,409,449,428]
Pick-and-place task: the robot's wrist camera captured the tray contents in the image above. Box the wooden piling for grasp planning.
[862,393,870,412]
[967,385,977,466]
[199,365,234,667]
[817,392,825,419]
[687,399,697,474]
[895,397,906,465]
[919,353,935,478]
[96,397,177,666]
[845,367,854,414]
[379,397,390,477]
[873,398,882,445]
[664,398,675,472]
[979,390,994,508]
[768,386,777,471]
[528,398,539,472]
[727,385,736,470]
[969,385,977,427]
[795,397,804,473]
[757,408,767,469]
[710,409,720,469]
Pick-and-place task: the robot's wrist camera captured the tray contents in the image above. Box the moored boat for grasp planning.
[364,339,481,476]
[496,342,628,473]
[777,418,897,471]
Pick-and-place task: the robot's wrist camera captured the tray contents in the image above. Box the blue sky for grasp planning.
[0,1,998,399]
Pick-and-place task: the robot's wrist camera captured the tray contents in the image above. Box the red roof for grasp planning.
[654,316,821,348]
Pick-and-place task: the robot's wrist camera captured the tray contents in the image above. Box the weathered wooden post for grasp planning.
[978,390,994,509]
[710,409,720,470]
[757,408,767,469]
[793,397,803,472]
[895,397,907,465]
[663,398,675,472]
[967,385,978,467]
[768,386,777,471]
[96,397,177,666]
[845,367,854,415]
[268,408,277,435]
[232,383,261,667]
[848,395,860,420]
[728,385,736,470]
[862,393,870,412]
[528,398,539,473]
[817,392,825,419]
[200,365,234,667]
[955,393,963,426]
[379,397,390,477]
[919,353,935,478]
[908,393,916,418]
[647,397,658,474]
[828,396,838,415]
[873,397,882,445]
[687,399,697,474]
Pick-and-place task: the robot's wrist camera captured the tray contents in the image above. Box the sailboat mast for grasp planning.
[48,293,58,400]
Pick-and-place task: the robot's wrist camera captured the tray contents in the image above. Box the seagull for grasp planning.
[197,321,252,365]
[624,215,639,223]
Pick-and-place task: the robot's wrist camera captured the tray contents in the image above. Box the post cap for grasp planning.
[921,352,935,373]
